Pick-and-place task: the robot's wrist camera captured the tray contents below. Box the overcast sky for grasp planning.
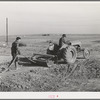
[0,1,100,36]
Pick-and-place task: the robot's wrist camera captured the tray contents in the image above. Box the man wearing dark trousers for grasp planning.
[58,34,67,60]
[59,34,66,48]
[8,37,21,69]
[47,41,59,55]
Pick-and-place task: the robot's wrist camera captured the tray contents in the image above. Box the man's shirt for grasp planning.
[11,41,19,54]
[59,37,66,48]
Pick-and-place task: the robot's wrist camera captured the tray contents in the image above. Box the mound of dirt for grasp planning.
[80,79,100,91]
[0,63,73,91]
[0,57,100,91]
[81,59,100,79]
[0,66,61,91]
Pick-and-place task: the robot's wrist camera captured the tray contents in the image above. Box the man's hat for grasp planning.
[16,37,21,40]
[62,34,66,37]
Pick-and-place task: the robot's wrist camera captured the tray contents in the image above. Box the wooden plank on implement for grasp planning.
[32,53,55,58]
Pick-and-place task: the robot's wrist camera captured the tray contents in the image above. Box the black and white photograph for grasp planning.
[0,1,100,99]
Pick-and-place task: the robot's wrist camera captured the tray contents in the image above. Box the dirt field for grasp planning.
[0,34,100,91]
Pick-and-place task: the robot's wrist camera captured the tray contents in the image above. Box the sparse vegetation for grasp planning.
[0,34,100,91]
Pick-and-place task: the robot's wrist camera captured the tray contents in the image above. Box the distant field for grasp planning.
[0,34,100,43]
[0,34,100,56]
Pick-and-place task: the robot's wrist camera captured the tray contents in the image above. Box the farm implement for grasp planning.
[0,41,90,76]
[27,41,90,67]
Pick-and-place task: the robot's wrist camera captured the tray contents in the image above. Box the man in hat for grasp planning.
[58,34,71,60]
[47,40,59,55]
[8,37,21,69]
[59,34,67,48]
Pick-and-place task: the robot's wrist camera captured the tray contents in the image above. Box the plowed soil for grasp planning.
[0,34,100,91]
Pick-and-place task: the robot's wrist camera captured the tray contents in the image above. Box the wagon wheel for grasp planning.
[83,48,90,59]
[46,58,54,68]
[63,46,77,64]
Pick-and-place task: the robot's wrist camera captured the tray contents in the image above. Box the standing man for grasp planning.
[59,34,67,48]
[8,37,21,69]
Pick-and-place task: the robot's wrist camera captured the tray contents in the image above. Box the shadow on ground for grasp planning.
[18,57,48,67]
[18,57,71,67]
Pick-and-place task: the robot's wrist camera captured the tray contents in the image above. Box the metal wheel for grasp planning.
[83,48,90,59]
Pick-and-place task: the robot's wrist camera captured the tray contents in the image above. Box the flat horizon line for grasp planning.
[0,33,100,37]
